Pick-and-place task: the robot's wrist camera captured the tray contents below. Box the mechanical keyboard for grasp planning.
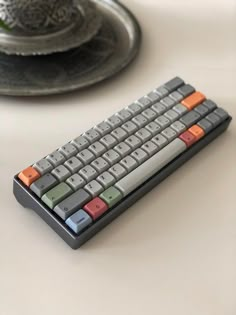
[13,77,232,249]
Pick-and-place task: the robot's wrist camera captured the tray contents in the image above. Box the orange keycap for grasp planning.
[181,92,206,110]
[18,167,41,187]
[188,125,205,140]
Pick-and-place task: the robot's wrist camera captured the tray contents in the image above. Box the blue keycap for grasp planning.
[66,210,92,234]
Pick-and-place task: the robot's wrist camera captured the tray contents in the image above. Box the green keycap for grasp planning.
[99,186,123,208]
[42,183,72,209]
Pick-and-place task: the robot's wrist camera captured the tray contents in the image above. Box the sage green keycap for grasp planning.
[100,187,123,208]
[42,183,72,209]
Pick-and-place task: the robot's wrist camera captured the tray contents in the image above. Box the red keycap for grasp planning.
[179,131,196,147]
[83,197,108,220]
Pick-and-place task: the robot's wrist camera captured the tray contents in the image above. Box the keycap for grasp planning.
[97,171,116,189]
[83,197,108,220]
[122,121,138,135]
[64,157,83,173]
[214,108,229,120]
[181,92,206,110]
[95,122,112,136]
[34,159,53,175]
[188,125,205,140]
[171,121,186,134]
[106,115,122,128]
[66,174,86,191]
[51,165,71,182]
[125,135,142,150]
[164,76,185,92]
[100,134,117,149]
[178,84,195,97]
[109,163,127,180]
[84,129,100,143]
[132,114,148,128]
[91,157,109,174]
[111,127,127,142]
[116,109,132,122]
[77,149,94,164]
[169,91,184,102]
[151,134,168,149]
[152,102,166,115]
[114,142,131,158]
[161,96,175,109]
[179,131,196,147]
[137,96,153,109]
[30,174,58,197]
[180,111,201,127]
[89,142,106,157]
[155,86,169,97]
[155,116,170,129]
[71,136,89,150]
[194,104,209,116]
[103,149,120,165]
[203,100,217,111]
[66,210,92,234]
[127,103,142,115]
[162,127,177,142]
[147,91,161,103]
[135,128,152,142]
[142,108,157,121]
[18,166,41,187]
[42,183,72,209]
[59,143,77,159]
[164,109,179,122]
[197,118,213,134]
[79,165,97,182]
[47,151,65,167]
[120,156,138,172]
[100,187,123,208]
[173,104,188,116]
[206,113,221,126]
[142,141,158,156]
[131,148,148,164]
[145,121,161,136]
[84,180,104,198]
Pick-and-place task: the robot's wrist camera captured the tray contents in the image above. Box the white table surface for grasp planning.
[0,0,236,314]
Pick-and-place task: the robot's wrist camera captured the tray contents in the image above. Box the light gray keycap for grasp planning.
[79,165,97,182]
[30,173,58,197]
[147,91,161,103]
[151,134,168,149]
[34,159,53,175]
[83,129,100,143]
[97,171,115,189]
[194,104,209,117]
[132,114,148,128]
[64,156,83,173]
[137,96,152,109]
[114,142,131,157]
[173,104,188,116]
[162,127,177,142]
[145,121,161,136]
[169,91,184,102]
[180,111,201,127]
[197,118,213,134]
[131,148,148,164]
[121,121,138,135]
[206,113,221,127]
[66,174,86,190]
[52,165,71,182]
[164,77,185,92]
[77,149,94,164]
[171,121,186,134]
[155,115,170,129]
[155,86,169,97]
[100,134,117,149]
[84,180,103,197]
[89,142,106,157]
[103,149,120,165]
[71,136,89,151]
[106,115,122,128]
[203,100,217,111]
[120,156,138,172]
[54,189,90,220]
[116,109,132,122]
[142,141,158,156]
[125,135,142,150]
[47,151,65,167]
[151,102,166,115]
[115,138,187,196]
[164,109,179,122]
[111,127,127,142]
[91,157,109,173]
[135,128,152,142]
[178,84,195,97]
[59,143,77,159]
[142,108,157,121]
[109,164,127,180]
[95,122,112,136]
[127,103,142,115]
[161,96,175,109]
[214,108,229,120]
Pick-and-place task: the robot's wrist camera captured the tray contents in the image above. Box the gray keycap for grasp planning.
[122,121,138,135]
[77,149,94,164]
[151,134,168,149]
[120,156,138,172]
[147,91,161,103]
[161,96,175,109]
[34,159,53,175]
[135,128,152,142]
[97,171,116,189]
[173,104,188,116]
[178,84,195,97]
[66,174,86,190]
[131,148,148,164]
[155,86,169,97]
[109,164,127,180]
[137,96,152,109]
[114,142,131,157]
[169,91,184,102]
[79,165,97,182]
[89,142,106,157]
[64,156,83,173]
[145,121,161,136]
[54,189,91,220]
[197,118,213,134]
[106,115,122,128]
[180,111,201,127]
[83,129,100,143]
[194,104,209,116]
[103,149,120,165]
[47,151,65,167]
[115,139,187,197]
[59,143,77,159]
[84,180,103,197]
[71,136,89,151]
[164,109,179,122]
[206,113,221,127]
[151,102,166,115]
[125,135,142,150]
[171,121,186,134]
[214,108,229,120]
[155,115,170,129]
[142,141,158,156]
[111,127,127,142]
[164,77,184,92]
[127,103,142,115]
[142,108,157,121]
[116,109,132,122]
[91,157,109,173]
[203,99,217,111]
[95,122,112,136]
[100,134,117,149]
[52,165,71,182]
[30,174,58,197]
[132,114,148,128]
[162,127,177,142]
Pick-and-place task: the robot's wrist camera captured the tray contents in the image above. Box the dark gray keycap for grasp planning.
[47,151,65,167]
[131,148,148,164]
[194,104,209,116]
[147,91,161,103]
[214,108,229,120]
[66,174,86,191]
[137,96,153,109]
[203,99,217,111]
[178,84,195,97]
[64,157,83,173]
[30,174,58,198]
[206,113,221,127]
[151,102,166,115]
[34,159,53,175]
[169,91,184,102]
[155,86,169,97]
[180,111,201,127]
[161,96,175,109]
[71,136,89,151]
[164,77,184,92]
[52,165,71,182]
[197,119,213,134]
[54,189,91,220]
[59,143,78,159]
[84,180,103,197]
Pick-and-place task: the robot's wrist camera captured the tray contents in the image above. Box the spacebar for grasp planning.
[115,138,187,197]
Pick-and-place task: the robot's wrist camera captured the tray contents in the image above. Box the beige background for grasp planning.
[0,0,236,314]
